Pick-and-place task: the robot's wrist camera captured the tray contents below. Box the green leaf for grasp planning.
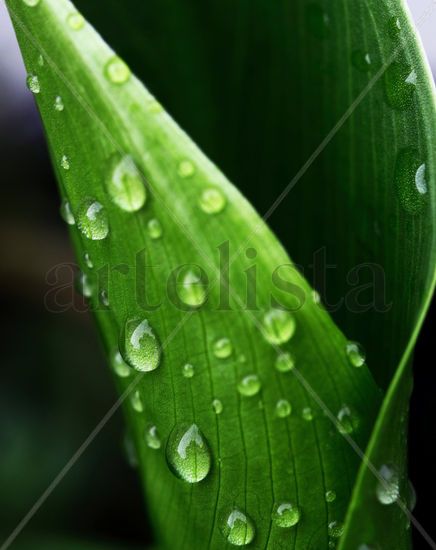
[5,1,435,550]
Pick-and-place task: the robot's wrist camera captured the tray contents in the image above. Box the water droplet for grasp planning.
[130,390,144,413]
[76,271,94,298]
[182,363,195,378]
[325,490,337,503]
[346,341,366,367]
[272,502,301,528]
[177,160,195,178]
[37,54,44,67]
[337,405,360,435]
[328,520,344,538]
[238,354,247,364]
[112,350,130,378]
[352,50,372,72]
[306,3,330,39]
[407,479,417,511]
[99,289,110,307]
[77,199,109,240]
[104,56,131,84]
[83,252,93,269]
[123,434,138,468]
[166,423,211,483]
[145,424,161,449]
[237,374,261,397]
[213,337,233,359]
[220,508,255,546]
[312,290,321,304]
[275,352,295,373]
[60,199,75,225]
[275,399,292,418]
[395,148,428,215]
[60,155,70,170]
[147,218,163,240]
[388,16,402,39]
[177,267,207,308]
[384,62,416,110]
[22,0,40,7]
[376,464,400,505]
[212,398,223,415]
[67,12,85,30]
[120,317,161,372]
[54,95,64,111]
[106,155,146,212]
[147,99,163,114]
[26,74,40,94]
[262,309,296,345]
[302,407,314,421]
[199,188,226,214]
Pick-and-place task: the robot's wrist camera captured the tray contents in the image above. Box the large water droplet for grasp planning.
[60,199,75,225]
[106,155,146,212]
[306,4,330,39]
[346,341,366,367]
[22,0,40,7]
[328,520,344,538]
[262,309,296,345]
[182,363,195,378]
[275,352,295,373]
[384,62,416,110]
[145,424,161,450]
[336,405,360,435]
[26,74,40,94]
[166,423,211,483]
[67,12,85,30]
[104,56,131,84]
[275,399,292,418]
[395,148,428,215]
[325,490,337,503]
[352,50,372,72]
[199,188,226,214]
[177,267,207,308]
[54,95,65,112]
[112,350,130,378]
[213,337,233,359]
[60,155,70,171]
[130,390,144,413]
[77,199,109,240]
[212,398,223,415]
[220,508,255,546]
[272,502,301,528]
[121,317,161,372]
[147,218,163,240]
[376,464,400,505]
[177,160,195,178]
[237,374,261,397]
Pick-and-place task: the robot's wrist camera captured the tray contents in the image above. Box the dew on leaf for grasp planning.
[275,399,292,418]
[177,267,207,308]
[325,490,337,503]
[212,398,223,415]
[395,148,428,215]
[384,62,417,110]
[352,50,372,72]
[130,390,144,413]
[272,502,301,528]
[145,424,161,450]
[67,12,85,30]
[60,199,75,225]
[336,405,360,435]
[220,507,255,546]
[199,188,226,214]
[182,363,195,379]
[177,160,195,178]
[346,340,366,367]
[262,309,296,345]
[104,56,131,84]
[112,350,130,378]
[120,317,161,372]
[106,155,146,212]
[147,218,163,240]
[54,96,64,111]
[328,520,344,538]
[22,0,40,7]
[302,407,314,421]
[275,352,295,373]
[213,337,233,359]
[77,199,109,240]
[166,423,211,483]
[237,374,261,397]
[60,155,70,171]
[376,464,400,505]
[26,74,40,94]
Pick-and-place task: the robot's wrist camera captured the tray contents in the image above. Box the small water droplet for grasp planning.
[147,99,163,114]
[145,424,161,449]
[275,399,292,418]
[120,317,161,372]
[199,188,226,214]
[388,16,402,39]
[312,290,321,304]
[99,289,110,307]
[60,155,70,170]
[166,423,211,483]
[182,363,195,378]
[352,50,372,72]
[213,337,233,359]
[302,407,314,421]
[112,350,130,378]
[54,95,64,111]
[77,199,109,240]
[275,352,295,373]
[272,502,301,528]
[76,271,94,298]
[384,62,416,110]
[67,12,85,30]
[212,398,223,415]
[237,374,261,397]
[22,0,40,7]
[147,218,163,240]
[26,74,40,94]
[325,490,337,503]
[262,309,296,345]
[376,464,400,505]
[306,3,330,39]
[104,56,131,84]
[177,267,207,308]
[220,508,255,546]
[130,390,144,413]
[60,199,75,225]
[328,520,344,538]
[83,252,93,269]
[395,148,428,214]
[337,405,360,435]
[346,341,366,367]
[37,54,44,67]
[106,155,146,212]
[177,160,195,178]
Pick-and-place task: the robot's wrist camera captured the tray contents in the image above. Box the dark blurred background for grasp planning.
[0,1,435,548]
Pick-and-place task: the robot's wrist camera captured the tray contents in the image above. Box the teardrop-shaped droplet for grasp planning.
[177,160,195,178]
[325,490,337,503]
[106,155,146,212]
[346,341,366,367]
[213,337,233,359]
[275,399,292,418]
[395,148,428,215]
[60,155,70,171]
[220,507,256,546]
[352,50,372,72]
[130,390,144,413]
[328,520,344,538]
[237,374,261,397]
[166,423,211,483]
[275,352,295,373]
[76,271,94,298]
[99,289,110,307]
[67,12,85,30]
[60,199,75,225]
[272,502,301,528]
[147,218,163,240]
[302,407,314,421]
[199,188,226,214]
[336,405,360,435]
[54,95,64,111]
[376,464,400,505]
[26,74,40,94]
[384,62,416,110]
[182,363,195,378]
[22,0,40,6]
[120,317,161,372]
[145,424,161,450]
[104,56,131,84]
[83,252,93,269]
[112,350,130,378]
[178,267,207,308]
[77,199,109,240]
[212,398,223,415]
[262,309,296,345]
